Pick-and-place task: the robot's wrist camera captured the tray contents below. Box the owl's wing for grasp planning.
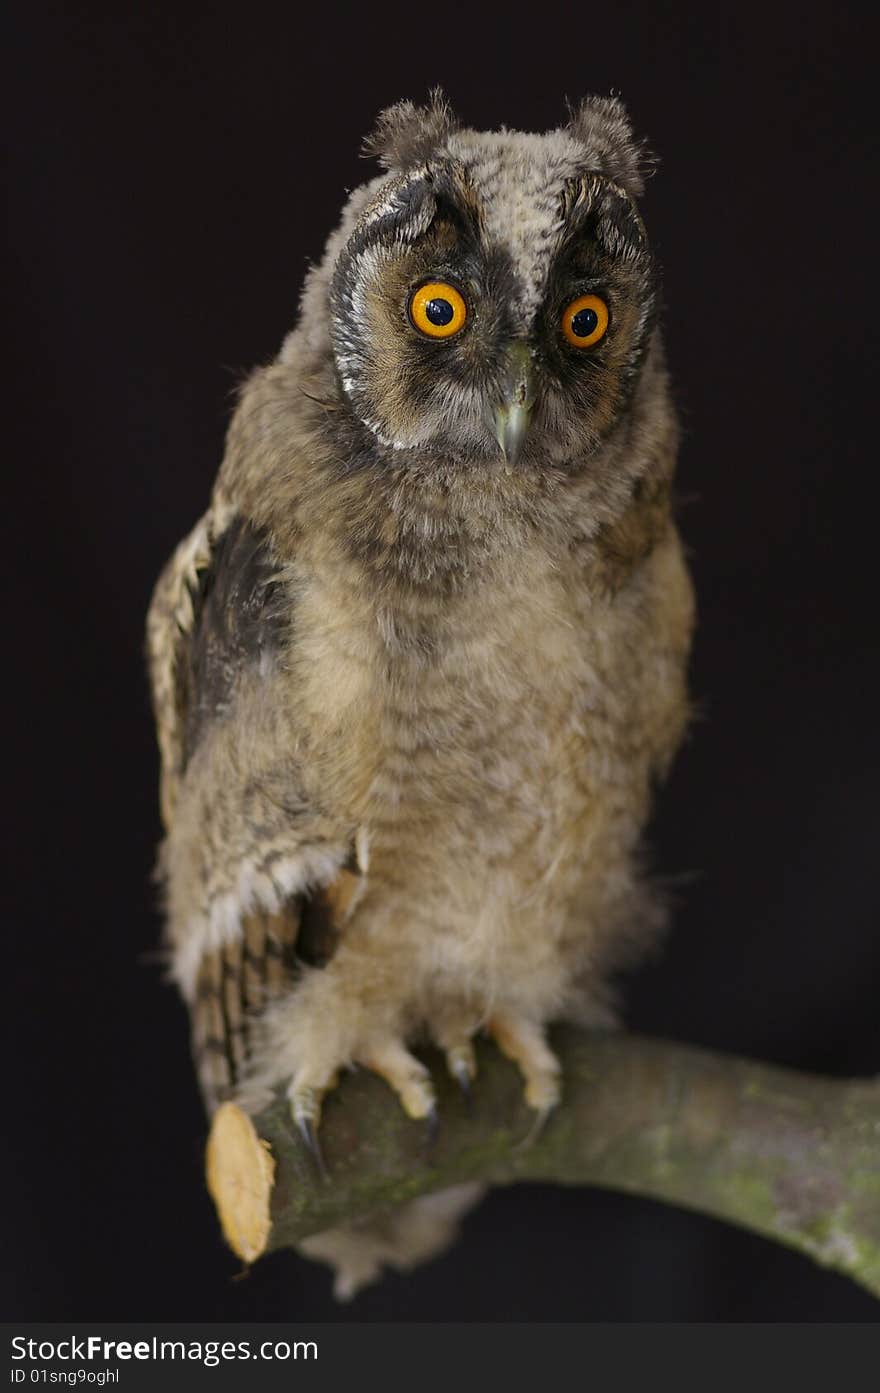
[147,500,234,828]
[147,504,360,1109]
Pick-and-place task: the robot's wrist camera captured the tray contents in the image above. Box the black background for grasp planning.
[4,2,879,1322]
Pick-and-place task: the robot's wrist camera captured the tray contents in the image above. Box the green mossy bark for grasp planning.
[252,1030,880,1299]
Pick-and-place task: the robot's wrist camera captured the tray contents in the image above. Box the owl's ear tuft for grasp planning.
[565,95,656,198]
[363,90,460,171]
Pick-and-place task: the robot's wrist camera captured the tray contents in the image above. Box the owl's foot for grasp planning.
[279,995,557,1165]
[488,1013,561,1120]
[286,1037,437,1169]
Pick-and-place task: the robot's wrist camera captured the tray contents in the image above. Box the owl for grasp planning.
[147,92,694,1297]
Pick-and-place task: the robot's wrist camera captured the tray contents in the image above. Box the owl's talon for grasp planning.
[288,1081,329,1178]
[296,1114,328,1179]
[446,1042,476,1085]
[445,1043,476,1111]
[453,1065,473,1110]
[422,1105,440,1152]
[515,1102,556,1151]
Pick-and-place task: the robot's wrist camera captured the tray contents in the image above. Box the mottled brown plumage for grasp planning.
[147,93,694,1297]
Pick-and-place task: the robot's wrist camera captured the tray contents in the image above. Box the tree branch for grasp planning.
[207,1030,880,1299]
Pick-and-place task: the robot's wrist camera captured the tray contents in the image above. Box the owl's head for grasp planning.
[313,94,659,472]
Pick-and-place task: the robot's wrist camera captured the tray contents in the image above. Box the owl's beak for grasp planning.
[492,342,536,464]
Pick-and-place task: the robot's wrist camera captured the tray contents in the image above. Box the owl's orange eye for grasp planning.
[409,281,468,339]
[561,293,609,348]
